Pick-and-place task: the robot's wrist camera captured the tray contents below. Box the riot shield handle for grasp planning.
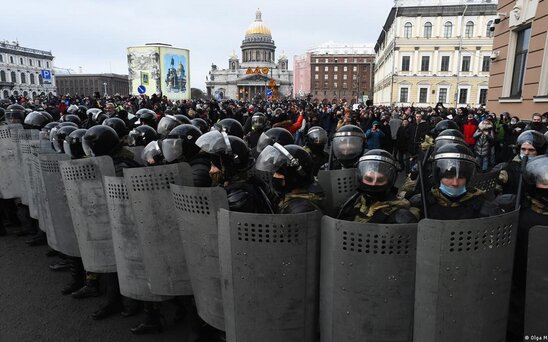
[515,155,528,211]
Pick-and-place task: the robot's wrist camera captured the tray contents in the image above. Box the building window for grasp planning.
[29,59,33,66]
[479,88,488,105]
[510,26,532,98]
[315,74,319,80]
[325,58,329,63]
[315,58,319,63]
[333,82,338,89]
[486,20,494,38]
[461,56,471,72]
[419,87,428,103]
[30,73,35,84]
[324,66,328,72]
[421,56,430,71]
[458,88,468,104]
[352,74,357,80]
[20,57,24,65]
[315,66,319,72]
[424,22,432,38]
[444,22,453,38]
[404,22,413,38]
[0,70,5,82]
[465,21,474,38]
[440,56,450,72]
[323,81,328,88]
[343,82,348,89]
[344,58,348,63]
[46,61,50,68]
[324,74,329,80]
[314,81,319,88]
[353,66,357,72]
[334,74,338,80]
[343,74,347,80]
[400,87,409,102]
[343,66,348,72]
[10,56,14,63]
[0,54,3,62]
[10,71,16,82]
[438,88,448,103]
[401,56,410,71]
[482,56,490,72]
[334,66,338,72]
[38,60,41,67]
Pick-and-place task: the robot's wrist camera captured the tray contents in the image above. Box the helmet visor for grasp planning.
[127,129,143,147]
[307,128,328,145]
[433,158,476,185]
[357,158,397,191]
[82,138,95,157]
[161,138,183,163]
[333,135,364,161]
[142,140,162,165]
[195,130,229,154]
[256,132,274,154]
[255,144,289,173]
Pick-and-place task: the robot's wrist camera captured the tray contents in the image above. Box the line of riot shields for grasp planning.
[1,122,547,342]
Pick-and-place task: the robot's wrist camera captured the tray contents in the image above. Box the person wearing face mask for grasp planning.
[303,126,329,176]
[410,143,503,220]
[525,113,547,134]
[463,114,478,147]
[255,143,324,214]
[494,130,546,195]
[338,150,419,223]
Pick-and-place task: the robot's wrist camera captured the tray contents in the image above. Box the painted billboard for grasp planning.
[127,44,190,100]
[159,47,190,100]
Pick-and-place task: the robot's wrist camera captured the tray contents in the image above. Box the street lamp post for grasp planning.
[103,82,108,97]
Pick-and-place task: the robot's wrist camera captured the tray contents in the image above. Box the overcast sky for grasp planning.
[4,0,394,90]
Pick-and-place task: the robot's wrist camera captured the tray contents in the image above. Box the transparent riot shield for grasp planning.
[32,142,53,234]
[39,153,80,257]
[171,185,229,330]
[218,209,322,342]
[317,168,357,216]
[320,216,417,342]
[413,210,520,342]
[524,225,548,338]
[0,124,23,199]
[124,163,194,296]
[127,146,145,166]
[59,156,117,272]
[104,176,170,302]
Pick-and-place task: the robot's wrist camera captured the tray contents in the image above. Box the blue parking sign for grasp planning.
[41,69,52,84]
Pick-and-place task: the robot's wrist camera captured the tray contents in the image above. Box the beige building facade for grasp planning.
[374,0,498,108]
[487,0,548,118]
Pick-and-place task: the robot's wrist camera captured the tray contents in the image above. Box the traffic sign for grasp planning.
[137,85,146,94]
[265,88,273,97]
[41,69,52,84]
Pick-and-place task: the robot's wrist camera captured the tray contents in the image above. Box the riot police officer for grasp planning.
[255,143,323,214]
[411,143,502,220]
[329,124,366,170]
[338,150,419,223]
[127,126,158,147]
[244,112,268,149]
[254,127,294,158]
[212,117,244,139]
[303,126,329,176]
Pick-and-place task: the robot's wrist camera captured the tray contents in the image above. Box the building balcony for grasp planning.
[0,81,15,88]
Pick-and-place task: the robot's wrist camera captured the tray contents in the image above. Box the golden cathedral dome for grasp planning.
[245,9,272,37]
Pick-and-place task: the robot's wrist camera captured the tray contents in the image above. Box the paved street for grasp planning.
[0,229,197,342]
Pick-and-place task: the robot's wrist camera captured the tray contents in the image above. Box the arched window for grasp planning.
[486,20,494,37]
[465,21,474,38]
[0,70,5,82]
[424,22,432,38]
[404,22,413,38]
[10,71,16,82]
[0,54,3,62]
[30,73,35,84]
[21,73,26,84]
[444,22,453,38]
[23,91,28,97]
[3,90,9,99]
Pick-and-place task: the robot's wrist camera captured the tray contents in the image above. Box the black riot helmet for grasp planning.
[255,143,314,190]
[212,118,244,138]
[434,129,468,152]
[356,149,398,194]
[191,118,209,134]
[60,114,82,127]
[5,104,26,124]
[87,108,108,125]
[157,115,183,138]
[136,108,158,128]
[305,126,328,151]
[82,125,120,157]
[49,122,78,144]
[161,124,202,163]
[431,119,459,138]
[256,127,295,154]
[102,117,127,138]
[173,114,192,125]
[196,130,252,178]
[516,130,546,156]
[66,104,79,114]
[251,112,267,131]
[333,125,365,167]
[523,155,548,202]
[24,111,52,129]
[63,129,87,159]
[0,107,5,122]
[40,121,59,141]
[128,125,158,147]
[51,126,78,153]
[40,111,54,122]
[432,143,477,187]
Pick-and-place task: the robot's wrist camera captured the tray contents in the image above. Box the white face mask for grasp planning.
[511,120,517,125]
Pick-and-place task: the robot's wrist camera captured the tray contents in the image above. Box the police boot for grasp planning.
[62,257,86,295]
[92,273,122,320]
[25,230,47,246]
[130,302,164,335]
[121,297,143,317]
[72,272,100,299]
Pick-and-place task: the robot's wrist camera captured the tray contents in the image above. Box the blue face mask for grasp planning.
[439,183,467,198]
